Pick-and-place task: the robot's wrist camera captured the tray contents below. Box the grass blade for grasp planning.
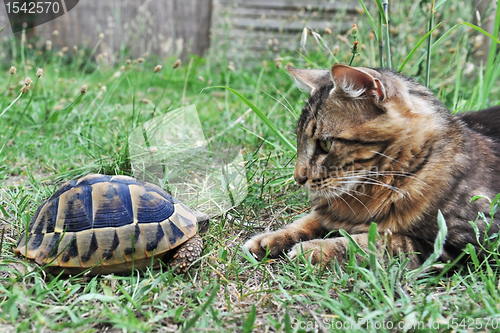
[382,0,391,68]
[483,3,500,108]
[183,284,219,331]
[203,86,296,154]
[242,305,257,333]
[405,22,500,77]
[357,0,379,42]
[407,210,448,282]
[425,0,436,87]
[398,22,442,72]
[368,222,378,269]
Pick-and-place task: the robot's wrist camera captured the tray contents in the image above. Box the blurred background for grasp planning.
[0,0,497,63]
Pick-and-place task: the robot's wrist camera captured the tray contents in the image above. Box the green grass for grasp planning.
[2,1,500,332]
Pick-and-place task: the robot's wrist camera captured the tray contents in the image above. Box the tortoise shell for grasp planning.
[14,174,201,275]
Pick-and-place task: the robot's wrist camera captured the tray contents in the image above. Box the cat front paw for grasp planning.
[289,239,348,265]
[243,231,295,260]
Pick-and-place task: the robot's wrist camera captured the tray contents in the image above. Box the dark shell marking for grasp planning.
[15,174,199,274]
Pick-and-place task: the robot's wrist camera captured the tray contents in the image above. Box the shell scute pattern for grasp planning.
[15,174,201,274]
[56,185,92,232]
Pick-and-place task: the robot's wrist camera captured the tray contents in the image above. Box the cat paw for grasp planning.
[289,239,346,265]
[243,231,293,260]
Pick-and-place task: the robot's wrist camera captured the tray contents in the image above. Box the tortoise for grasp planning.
[14,174,208,275]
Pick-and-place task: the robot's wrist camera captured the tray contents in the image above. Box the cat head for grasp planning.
[288,64,447,198]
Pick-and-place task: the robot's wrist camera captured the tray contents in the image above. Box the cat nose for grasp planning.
[295,174,308,185]
[294,166,308,185]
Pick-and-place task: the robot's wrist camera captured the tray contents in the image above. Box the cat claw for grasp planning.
[287,247,298,259]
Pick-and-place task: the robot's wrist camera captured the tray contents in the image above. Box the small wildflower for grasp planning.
[52,30,59,36]
[349,24,360,66]
[46,40,52,51]
[173,59,181,69]
[61,46,69,53]
[154,65,162,73]
[99,33,104,39]
[73,45,78,52]
[20,78,31,93]
[126,59,131,64]
[325,27,332,35]
[9,66,16,75]
[352,24,358,37]
[120,65,126,72]
[137,57,145,63]
[148,147,158,154]
[81,85,88,94]
[36,68,43,78]
[228,62,235,71]
[473,35,484,49]
[198,76,205,82]
[274,56,283,69]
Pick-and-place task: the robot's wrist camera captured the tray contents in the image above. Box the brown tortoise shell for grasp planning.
[14,174,201,275]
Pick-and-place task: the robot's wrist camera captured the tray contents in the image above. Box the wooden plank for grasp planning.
[230,15,357,32]
[212,0,360,60]
[238,1,357,11]
[220,0,358,10]
[231,6,358,18]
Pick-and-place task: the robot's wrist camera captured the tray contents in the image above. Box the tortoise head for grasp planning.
[193,211,210,234]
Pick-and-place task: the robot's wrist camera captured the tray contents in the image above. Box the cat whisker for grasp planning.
[329,189,358,216]
[330,176,407,197]
[327,169,429,188]
[363,170,429,186]
[370,150,408,166]
[339,168,426,182]
[334,187,374,218]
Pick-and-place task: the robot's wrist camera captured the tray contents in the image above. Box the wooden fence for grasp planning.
[1,0,213,60]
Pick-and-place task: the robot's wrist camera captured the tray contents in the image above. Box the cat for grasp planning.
[243,63,500,269]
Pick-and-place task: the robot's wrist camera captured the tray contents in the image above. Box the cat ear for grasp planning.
[330,64,386,102]
[286,66,332,94]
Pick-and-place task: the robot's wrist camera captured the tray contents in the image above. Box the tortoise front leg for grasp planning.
[169,234,203,273]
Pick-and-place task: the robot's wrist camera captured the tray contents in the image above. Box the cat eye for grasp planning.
[318,139,333,153]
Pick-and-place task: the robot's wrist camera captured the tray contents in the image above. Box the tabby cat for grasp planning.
[244,64,500,268]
